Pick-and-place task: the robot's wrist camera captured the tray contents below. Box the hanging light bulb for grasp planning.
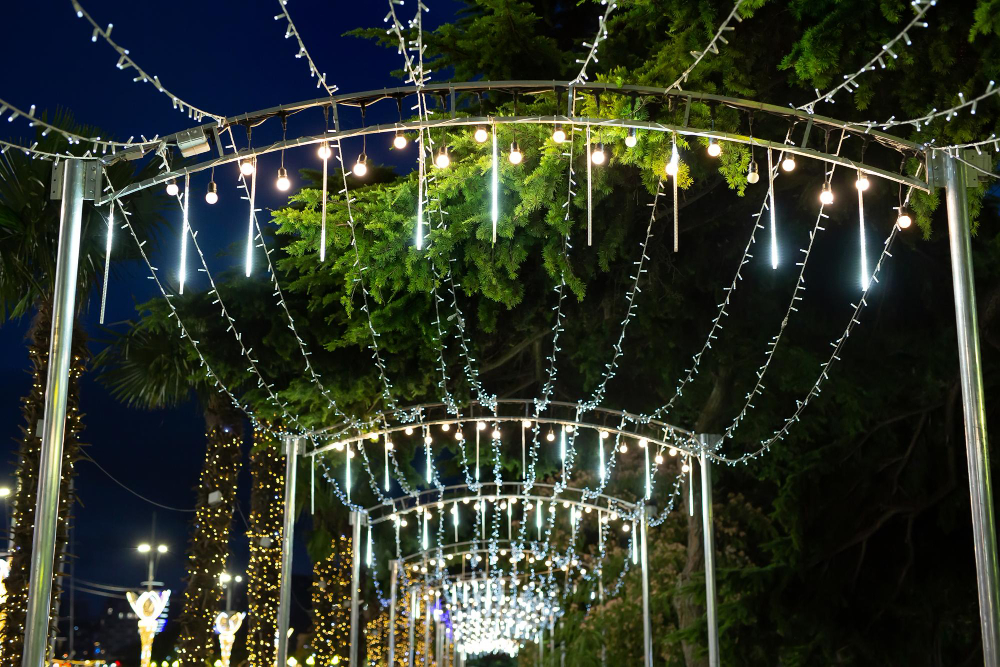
[509,141,523,165]
[393,132,408,150]
[546,430,555,442]
[474,126,489,143]
[855,171,870,191]
[665,142,680,176]
[591,143,606,165]
[707,138,722,157]
[239,158,255,176]
[165,180,179,196]
[896,208,913,229]
[205,181,219,205]
[552,125,566,144]
[819,182,834,205]
[317,142,332,160]
[781,154,796,172]
[624,128,637,148]
[276,167,291,191]
[747,160,759,184]
[435,147,450,169]
[353,153,368,177]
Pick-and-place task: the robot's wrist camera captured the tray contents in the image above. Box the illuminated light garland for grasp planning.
[246,432,284,667]
[70,0,226,124]
[273,0,339,96]
[0,137,98,162]
[0,96,160,152]
[853,81,998,135]
[570,2,617,84]
[667,0,746,91]
[798,0,936,112]
[311,534,352,665]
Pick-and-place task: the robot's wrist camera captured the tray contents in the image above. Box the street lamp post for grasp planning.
[136,543,169,591]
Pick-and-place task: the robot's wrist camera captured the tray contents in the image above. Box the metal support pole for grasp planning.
[943,153,1000,667]
[350,511,362,666]
[598,571,606,667]
[700,449,720,667]
[276,436,300,667]
[423,592,431,666]
[407,588,415,667]
[389,560,398,665]
[640,508,652,667]
[21,160,86,667]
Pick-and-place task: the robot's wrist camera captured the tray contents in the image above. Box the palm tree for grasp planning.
[0,114,166,661]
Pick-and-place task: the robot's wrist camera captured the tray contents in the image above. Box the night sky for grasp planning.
[0,0,461,629]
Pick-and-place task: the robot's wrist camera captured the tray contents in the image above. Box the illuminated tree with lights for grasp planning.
[246,431,285,667]
[173,402,242,665]
[365,609,390,666]
[311,533,352,665]
[0,116,165,662]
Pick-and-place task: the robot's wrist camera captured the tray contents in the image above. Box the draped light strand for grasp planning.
[570,2,618,84]
[0,96,159,152]
[70,0,226,124]
[272,0,339,96]
[798,0,936,112]
[667,0,747,92]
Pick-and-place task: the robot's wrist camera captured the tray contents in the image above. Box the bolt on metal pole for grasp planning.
[700,447,720,667]
[943,152,1000,667]
[350,510,362,666]
[640,507,653,667]
[276,436,299,667]
[21,160,86,667]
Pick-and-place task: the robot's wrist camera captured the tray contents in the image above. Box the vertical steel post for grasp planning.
[599,570,606,667]
[276,437,299,667]
[640,507,652,667]
[389,560,398,665]
[700,449,720,667]
[407,588,415,667]
[943,153,1000,667]
[21,160,86,667]
[350,511,362,665]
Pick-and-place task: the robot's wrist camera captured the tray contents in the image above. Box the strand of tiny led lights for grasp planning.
[718,224,902,465]
[272,0,338,96]
[0,138,97,162]
[798,1,936,112]
[70,0,225,124]
[0,97,159,152]
[716,133,848,443]
[850,80,997,133]
[667,0,746,91]
[570,2,617,84]
[933,132,1000,152]
[577,182,664,413]
[643,128,792,421]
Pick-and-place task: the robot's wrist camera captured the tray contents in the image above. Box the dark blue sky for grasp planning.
[0,0,461,636]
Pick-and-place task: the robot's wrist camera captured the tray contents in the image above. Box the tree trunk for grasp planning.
[175,393,243,666]
[673,367,729,667]
[246,426,285,667]
[0,303,86,664]
[311,533,353,665]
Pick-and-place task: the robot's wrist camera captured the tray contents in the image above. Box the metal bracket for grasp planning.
[927,148,993,189]
[449,87,456,119]
[49,161,100,201]
[683,95,692,127]
[800,118,814,149]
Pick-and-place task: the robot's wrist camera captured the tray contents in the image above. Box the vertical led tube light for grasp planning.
[245,161,256,277]
[858,186,869,290]
[491,124,498,244]
[179,174,189,294]
[768,148,778,269]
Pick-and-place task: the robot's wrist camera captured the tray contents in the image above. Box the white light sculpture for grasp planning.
[126,589,170,667]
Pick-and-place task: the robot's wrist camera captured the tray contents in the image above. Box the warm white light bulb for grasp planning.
[393,132,408,150]
[317,143,332,160]
[819,183,834,206]
[552,126,566,144]
[205,181,219,204]
[747,161,759,184]
[435,148,450,169]
[546,431,555,442]
[665,143,680,176]
[276,167,291,192]
[619,443,628,453]
[625,129,637,148]
[707,139,721,157]
[509,142,523,165]
[353,154,368,177]
[474,126,489,143]
[165,180,179,196]
[897,210,913,229]
[239,159,255,176]
[855,173,870,191]
[591,144,606,165]
[781,155,796,172]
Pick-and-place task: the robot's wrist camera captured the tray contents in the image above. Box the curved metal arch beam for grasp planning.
[100,111,928,204]
[363,481,640,526]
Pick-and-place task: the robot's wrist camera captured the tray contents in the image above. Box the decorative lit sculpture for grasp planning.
[214,611,245,667]
[126,589,170,667]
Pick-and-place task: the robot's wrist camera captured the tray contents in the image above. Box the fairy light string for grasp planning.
[667,0,747,92]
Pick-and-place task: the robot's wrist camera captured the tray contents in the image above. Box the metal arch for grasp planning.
[98,80,931,204]
[307,398,699,458]
[362,481,640,526]
[100,114,928,204]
